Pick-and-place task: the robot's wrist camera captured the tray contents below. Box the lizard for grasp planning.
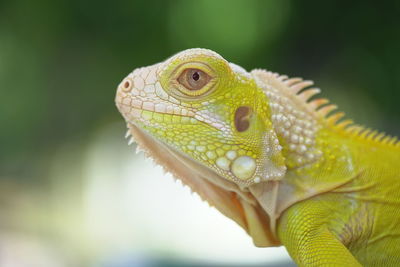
[115,48,400,266]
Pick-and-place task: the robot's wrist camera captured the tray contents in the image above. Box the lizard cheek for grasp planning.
[231,156,257,180]
[234,106,252,132]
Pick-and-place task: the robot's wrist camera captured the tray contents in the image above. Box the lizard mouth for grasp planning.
[126,122,279,247]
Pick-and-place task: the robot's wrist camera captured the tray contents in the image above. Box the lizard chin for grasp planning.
[126,122,280,247]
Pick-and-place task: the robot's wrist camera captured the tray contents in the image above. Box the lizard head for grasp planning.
[115,48,287,246]
[116,49,286,187]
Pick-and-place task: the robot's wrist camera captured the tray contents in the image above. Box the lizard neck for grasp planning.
[252,70,323,169]
[252,69,400,172]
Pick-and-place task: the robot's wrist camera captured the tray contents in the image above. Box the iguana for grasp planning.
[115,48,400,266]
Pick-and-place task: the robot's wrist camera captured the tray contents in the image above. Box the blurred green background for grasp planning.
[0,0,399,266]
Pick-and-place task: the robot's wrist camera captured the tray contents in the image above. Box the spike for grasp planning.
[366,130,380,140]
[389,137,399,146]
[347,125,364,135]
[291,80,314,94]
[317,104,338,117]
[359,128,372,138]
[135,146,143,154]
[335,119,353,129]
[284,77,303,86]
[277,74,288,82]
[373,132,386,142]
[308,98,329,110]
[381,135,392,144]
[298,88,321,102]
[326,112,345,125]
[145,156,154,164]
[125,129,131,139]
[271,72,279,79]
[128,137,135,145]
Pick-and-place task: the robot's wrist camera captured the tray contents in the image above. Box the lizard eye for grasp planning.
[178,68,211,92]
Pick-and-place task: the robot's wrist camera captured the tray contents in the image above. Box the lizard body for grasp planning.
[115,49,400,266]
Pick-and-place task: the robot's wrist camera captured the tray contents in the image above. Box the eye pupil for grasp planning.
[192,71,200,81]
[177,68,211,93]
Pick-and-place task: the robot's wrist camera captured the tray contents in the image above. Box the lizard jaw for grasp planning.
[125,122,279,247]
[126,122,249,221]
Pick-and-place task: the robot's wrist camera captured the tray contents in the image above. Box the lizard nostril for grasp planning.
[121,79,132,92]
[234,106,252,132]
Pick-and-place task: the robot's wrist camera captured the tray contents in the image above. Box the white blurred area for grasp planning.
[0,122,293,266]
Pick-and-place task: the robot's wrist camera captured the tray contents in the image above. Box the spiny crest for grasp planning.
[268,72,400,148]
[124,124,223,209]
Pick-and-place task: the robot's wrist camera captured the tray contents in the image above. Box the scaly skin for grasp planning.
[115,48,400,266]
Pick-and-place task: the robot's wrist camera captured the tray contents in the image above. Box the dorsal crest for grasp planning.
[251,69,400,149]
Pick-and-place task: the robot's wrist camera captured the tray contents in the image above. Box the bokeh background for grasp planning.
[0,0,399,266]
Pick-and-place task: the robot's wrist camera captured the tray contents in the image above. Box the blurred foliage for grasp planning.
[0,0,399,265]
